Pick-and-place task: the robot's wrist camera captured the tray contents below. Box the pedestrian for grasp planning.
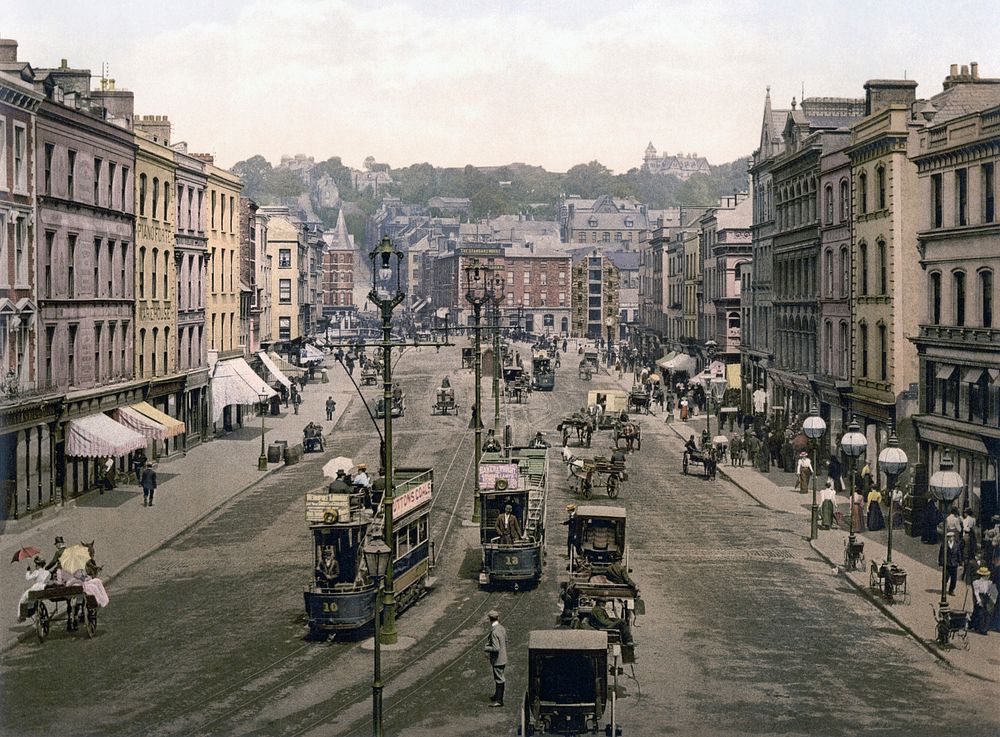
[132,449,146,485]
[325,396,336,421]
[141,462,157,507]
[795,451,813,494]
[484,610,507,707]
[828,454,844,494]
[729,434,742,467]
[679,397,689,422]
[292,391,301,415]
[970,565,997,635]
[939,530,964,596]
[819,479,838,529]
[102,456,115,493]
[562,504,579,563]
[850,487,866,532]
[945,506,963,537]
[922,498,943,545]
[865,488,885,531]
[961,508,979,585]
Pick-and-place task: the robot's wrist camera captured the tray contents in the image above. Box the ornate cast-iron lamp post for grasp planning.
[803,406,827,540]
[363,540,392,737]
[840,419,868,565]
[490,274,505,434]
[877,430,908,565]
[466,260,494,523]
[929,450,963,645]
[258,392,269,471]
[370,236,405,645]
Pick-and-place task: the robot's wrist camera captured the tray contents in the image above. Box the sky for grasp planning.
[4,0,997,173]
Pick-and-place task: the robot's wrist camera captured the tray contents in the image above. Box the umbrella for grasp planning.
[323,456,355,478]
[713,435,730,446]
[790,433,809,452]
[58,544,92,575]
[10,546,41,564]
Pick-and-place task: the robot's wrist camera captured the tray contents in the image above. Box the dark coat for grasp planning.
[140,467,157,490]
[939,539,964,568]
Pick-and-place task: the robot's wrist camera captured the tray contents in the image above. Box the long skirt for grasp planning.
[970,602,991,635]
[820,500,835,529]
[890,501,904,529]
[851,502,866,532]
[867,503,886,532]
[798,470,811,494]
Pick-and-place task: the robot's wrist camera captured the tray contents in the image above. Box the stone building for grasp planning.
[910,63,1000,518]
[322,209,355,330]
[571,249,620,341]
[642,143,711,180]
[562,195,649,250]
[262,207,304,346]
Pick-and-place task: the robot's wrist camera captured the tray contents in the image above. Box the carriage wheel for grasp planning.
[682,455,688,474]
[582,479,593,500]
[636,435,641,451]
[84,605,98,638]
[35,602,50,644]
[607,475,620,499]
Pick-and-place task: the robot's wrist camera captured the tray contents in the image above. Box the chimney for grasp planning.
[0,39,18,63]
[863,79,918,115]
[961,64,969,77]
[971,62,979,79]
[950,64,959,76]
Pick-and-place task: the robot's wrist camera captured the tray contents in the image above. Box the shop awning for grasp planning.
[268,351,306,378]
[300,344,325,363]
[258,351,292,390]
[935,364,957,380]
[963,367,986,384]
[66,413,147,458]
[212,357,277,422]
[131,401,185,438]
[663,353,697,374]
[655,351,678,369]
[117,406,167,440]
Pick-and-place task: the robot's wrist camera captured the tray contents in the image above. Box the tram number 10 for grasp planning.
[322,602,339,613]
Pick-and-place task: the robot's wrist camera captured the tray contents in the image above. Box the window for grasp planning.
[94,238,102,296]
[121,242,128,294]
[825,249,833,296]
[840,180,849,222]
[523,272,530,285]
[577,233,587,243]
[0,119,5,190]
[94,323,102,381]
[824,321,833,372]
[220,194,226,232]
[229,195,234,233]
[956,168,968,226]
[14,216,26,285]
[163,181,170,223]
[602,232,610,242]
[279,278,292,303]
[45,325,55,386]
[152,248,158,299]
[152,177,159,219]
[980,271,993,328]
[278,316,291,340]
[177,184,183,222]
[107,322,115,376]
[107,162,116,208]
[877,241,887,295]
[187,187,193,229]
[93,157,102,205]
[278,248,291,268]
[120,166,129,211]
[931,173,942,228]
[44,143,54,195]
[825,185,834,224]
[859,242,868,296]
[151,328,158,375]
[878,324,887,380]
[839,322,849,377]
[13,124,26,192]
[163,250,170,298]
[139,328,146,377]
[139,173,147,216]
[840,247,849,297]
[930,272,942,324]
[138,246,146,298]
[876,166,886,210]
[615,232,622,241]
[210,191,216,229]
[858,171,868,215]
[121,321,129,373]
[67,150,77,198]
[68,325,77,385]
[163,326,169,374]
[954,271,966,326]
[67,234,77,298]
[859,322,868,377]
[44,231,54,297]
[984,163,996,223]
[107,240,114,296]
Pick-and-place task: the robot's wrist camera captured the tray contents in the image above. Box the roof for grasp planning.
[528,629,608,651]
[574,505,626,519]
[569,211,649,230]
[605,251,640,270]
[927,82,1000,126]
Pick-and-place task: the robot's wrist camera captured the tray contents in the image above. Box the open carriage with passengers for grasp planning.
[568,455,627,500]
[626,385,651,415]
[432,380,458,415]
[478,447,548,590]
[360,362,379,386]
[303,467,434,637]
[681,446,717,479]
[375,387,405,418]
[22,542,108,643]
[519,630,622,736]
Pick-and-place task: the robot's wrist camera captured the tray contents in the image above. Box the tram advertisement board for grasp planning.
[478,462,520,491]
[394,480,432,518]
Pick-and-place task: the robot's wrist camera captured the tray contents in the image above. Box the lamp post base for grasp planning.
[809,503,818,540]
[257,454,268,471]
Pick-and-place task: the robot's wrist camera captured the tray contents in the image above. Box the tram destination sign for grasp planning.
[479,462,520,491]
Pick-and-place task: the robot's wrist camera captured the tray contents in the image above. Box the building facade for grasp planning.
[263,209,304,346]
[571,249,620,341]
[203,158,241,359]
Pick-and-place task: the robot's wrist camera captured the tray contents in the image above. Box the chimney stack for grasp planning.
[0,39,18,63]
[971,62,979,79]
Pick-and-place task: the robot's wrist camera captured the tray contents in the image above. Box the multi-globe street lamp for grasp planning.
[489,274,505,434]
[803,405,827,540]
[369,236,405,645]
[928,450,964,645]
[840,419,868,568]
[465,259,494,524]
[605,316,616,367]
[257,392,269,471]
[363,539,392,737]
[877,430,908,565]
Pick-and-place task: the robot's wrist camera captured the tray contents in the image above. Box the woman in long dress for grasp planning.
[819,480,837,529]
[921,498,941,544]
[851,489,867,532]
[890,487,904,529]
[866,489,885,531]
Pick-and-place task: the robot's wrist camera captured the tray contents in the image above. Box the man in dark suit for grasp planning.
[484,610,507,707]
[141,462,157,507]
[939,530,964,595]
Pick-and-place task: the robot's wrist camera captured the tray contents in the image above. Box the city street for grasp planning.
[0,343,997,737]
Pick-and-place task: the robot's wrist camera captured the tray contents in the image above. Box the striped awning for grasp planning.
[117,406,167,440]
[268,351,306,378]
[131,401,185,438]
[212,357,277,422]
[66,413,147,458]
[258,351,292,390]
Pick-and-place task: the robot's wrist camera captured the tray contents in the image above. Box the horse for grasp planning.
[82,540,102,578]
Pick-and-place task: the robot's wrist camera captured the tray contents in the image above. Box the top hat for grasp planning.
[54,536,65,547]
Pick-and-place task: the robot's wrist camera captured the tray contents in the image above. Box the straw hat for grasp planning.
[978,566,991,577]
[565,504,576,512]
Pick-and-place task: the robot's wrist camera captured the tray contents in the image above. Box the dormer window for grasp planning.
[588,217,598,228]
[624,218,634,228]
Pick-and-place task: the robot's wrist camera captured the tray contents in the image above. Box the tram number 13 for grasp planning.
[322,602,339,613]
[503,555,519,566]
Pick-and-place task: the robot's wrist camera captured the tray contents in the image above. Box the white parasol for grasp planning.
[322,456,355,478]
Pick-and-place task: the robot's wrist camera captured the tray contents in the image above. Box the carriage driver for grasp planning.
[437,376,453,404]
[496,504,523,544]
[316,547,340,588]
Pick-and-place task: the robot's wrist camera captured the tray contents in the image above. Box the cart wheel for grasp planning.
[682,455,688,474]
[85,606,98,638]
[582,480,593,500]
[35,602,50,644]
[607,475,620,499]
[636,437,641,451]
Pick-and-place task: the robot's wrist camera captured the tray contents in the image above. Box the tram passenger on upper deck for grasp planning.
[495,504,523,544]
[528,432,550,449]
[353,464,371,491]
[484,429,502,453]
[315,547,340,589]
[328,470,352,494]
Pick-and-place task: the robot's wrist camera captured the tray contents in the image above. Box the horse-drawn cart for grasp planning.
[681,448,716,478]
[559,414,595,448]
[302,422,326,452]
[27,585,100,642]
[432,386,458,415]
[360,363,379,386]
[627,386,651,415]
[612,420,641,452]
[569,456,627,499]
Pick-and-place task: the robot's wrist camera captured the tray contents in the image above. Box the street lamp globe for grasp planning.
[465,260,490,306]
[840,420,867,458]
[363,539,392,582]
[803,408,827,440]
[877,433,909,477]
[370,236,403,302]
[710,372,727,402]
[928,450,963,503]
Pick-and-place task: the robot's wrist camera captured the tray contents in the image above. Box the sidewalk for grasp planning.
[0,358,353,655]
[661,411,1000,682]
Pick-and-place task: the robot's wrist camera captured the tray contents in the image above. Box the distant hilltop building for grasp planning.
[642,143,711,179]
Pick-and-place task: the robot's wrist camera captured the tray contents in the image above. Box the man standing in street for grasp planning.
[484,610,507,707]
[325,396,336,422]
[939,530,964,596]
[141,462,157,507]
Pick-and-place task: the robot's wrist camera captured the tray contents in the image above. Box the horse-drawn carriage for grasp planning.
[558,413,595,448]
[582,350,600,372]
[612,420,641,452]
[22,542,107,643]
[504,366,531,404]
[578,360,593,381]
[681,447,717,478]
[302,422,326,452]
[432,383,458,415]
[360,362,379,386]
[567,455,627,499]
[375,390,405,418]
[462,346,475,369]
[627,385,651,415]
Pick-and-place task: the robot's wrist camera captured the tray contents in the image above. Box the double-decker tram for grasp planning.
[531,349,555,391]
[479,447,548,589]
[303,467,434,637]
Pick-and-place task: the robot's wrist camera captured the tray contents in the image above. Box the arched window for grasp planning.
[138,173,147,217]
[877,240,887,295]
[980,270,994,328]
[930,272,942,324]
[152,248,158,299]
[138,246,146,298]
[163,326,170,373]
[163,180,170,223]
[954,271,966,326]
[825,249,834,295]
[876,166,886,210]
[840,246,849,297]
[839,321,849,377]
[859,242,869,296]
[859,321,869,377]
[163,250,170,298]
[825,185,834,224]
[859,171,868,215]
[878,323,887,380]
[152,177,159,220]
[151,327,158,375]
[839,179,849,222]
[139,328,146,377]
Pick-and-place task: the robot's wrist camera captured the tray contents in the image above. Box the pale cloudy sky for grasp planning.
[5,0,997,172]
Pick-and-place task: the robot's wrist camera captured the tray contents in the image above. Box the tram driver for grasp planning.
[316,547,340,589]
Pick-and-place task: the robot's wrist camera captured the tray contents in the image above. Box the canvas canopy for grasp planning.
[258,351,292,390]
[212,357,277,422]
[132,402,185,438]
[66,413,147,458]
[268,351,306,378]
